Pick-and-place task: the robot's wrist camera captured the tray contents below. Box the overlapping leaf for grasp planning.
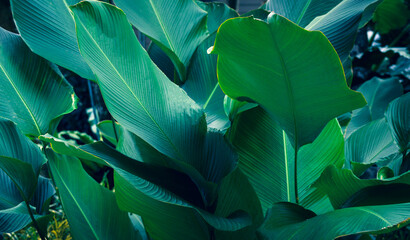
[114,0,209,81]
[212,14,365,148]
[385,93,410,154]
[71,1,207,162]
[0,27,77,137]
[10,0,94,79]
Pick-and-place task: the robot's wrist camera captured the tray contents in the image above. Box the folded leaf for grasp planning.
[212,14,366,149]
[0,27,77,136]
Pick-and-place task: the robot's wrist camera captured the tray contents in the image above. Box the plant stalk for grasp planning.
[368,30,377,46]
[24,200,48,240]
[390,23,410,47]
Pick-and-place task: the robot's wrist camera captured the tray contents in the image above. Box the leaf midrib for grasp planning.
[356,207,392,225]
[296,0,313,25]
[0,63,42,136]
[75,14,183,160]
[148,0,174,53]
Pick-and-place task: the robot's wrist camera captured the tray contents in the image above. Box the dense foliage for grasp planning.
[0,0,409,239]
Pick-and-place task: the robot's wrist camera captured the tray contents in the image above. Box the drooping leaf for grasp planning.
[0,27,77,137]
[313,165,410,209]
[373,0,410,34]
[46,150,138,240]
[71,1,207,162]
[10,0,94,79]
[183,2,238,130]
[345,77,403,138]
[212,14,366,149]
[258,202,410,239]
[385,93,410,154]
[114,0,209,81]
[228,107,344,214]
[345,118,399,175]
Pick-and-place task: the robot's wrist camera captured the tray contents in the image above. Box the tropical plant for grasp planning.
[0,0,409,239]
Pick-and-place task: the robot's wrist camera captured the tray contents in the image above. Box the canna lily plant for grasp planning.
[0,0,409,239]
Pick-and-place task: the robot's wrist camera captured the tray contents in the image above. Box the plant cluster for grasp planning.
[0,0,409,239]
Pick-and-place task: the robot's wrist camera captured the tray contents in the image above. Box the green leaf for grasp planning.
[313,165,410,209]
[0,120,53,233]
[345,118,399,175]
[212,13,366,149]
[262,0,342,26]
[345,77,403,138]
[10,0,94,79]
[97,120,120,145]
[71,1,207,162]
[373,0,410,34]
[0,27,77,137]
[385,93,410,154]
[183,2,238,130]
[304,0,380,84]
[114,0,209,81]
[258,202,410,239]
[228,107,344,214]
[46,150,138,240]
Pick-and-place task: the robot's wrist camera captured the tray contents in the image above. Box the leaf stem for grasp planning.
[390,23,410,47]
[24,200,48,240]
[294,146,299,205]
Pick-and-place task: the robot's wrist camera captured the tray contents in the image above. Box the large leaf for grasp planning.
[262,0,342,26]
[71,1,207,162]
[46,150,138,240]
[114,0,209,81]
[313,165,410,209]
[212,14,366,149]
[373,0,410,34]
[183,2,238,130]
[228,107,344,214]
[345,118,399,175]
[345,77,403,138]
[258,202,410,239]
[385,93,410,154]
[0,27,77,137]
[10,0,94,79]
[304,0,380,84]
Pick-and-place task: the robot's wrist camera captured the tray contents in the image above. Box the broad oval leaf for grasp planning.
[46,150,138,240]
[373,0,410,34]
[114,0,209,81]
[212,14,366,148]
[345,118,399,176]
[0,27,77,137]
[10,0,94,79]
[385,93,410,154]
[345,77,403,138]
[71,1,207,161]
